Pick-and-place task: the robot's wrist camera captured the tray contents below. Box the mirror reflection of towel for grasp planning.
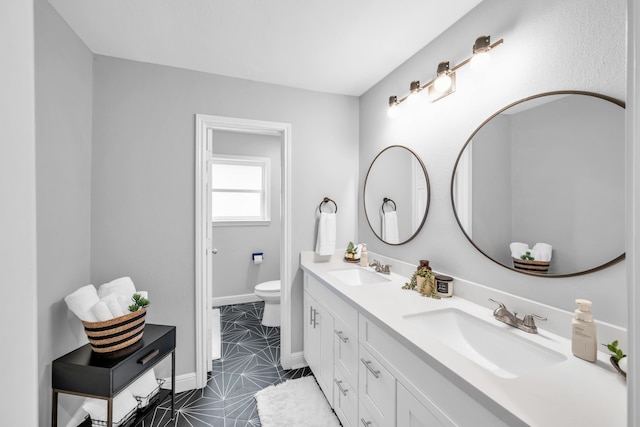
[382,211,399,244]
[316,212,336,255]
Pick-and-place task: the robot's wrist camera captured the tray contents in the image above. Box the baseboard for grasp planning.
[212,293,261,307]
[288,351,308,370]
[161,372,198,394]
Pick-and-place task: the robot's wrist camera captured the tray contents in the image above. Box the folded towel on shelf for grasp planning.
[129,369,158,398]
[98,277,137,299]
[64,284,100,322]
[102,294,125,318]
[82,389,138,425]
[315,212,336,256]
[382,211,399,244]
[91,301,114,322]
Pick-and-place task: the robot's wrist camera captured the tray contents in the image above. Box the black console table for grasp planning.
[52,324,176,427]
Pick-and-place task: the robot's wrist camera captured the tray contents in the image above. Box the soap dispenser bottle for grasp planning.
[572,299,597,362]
[359,244,368,267]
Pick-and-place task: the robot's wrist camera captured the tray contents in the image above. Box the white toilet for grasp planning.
[254,280,281,327]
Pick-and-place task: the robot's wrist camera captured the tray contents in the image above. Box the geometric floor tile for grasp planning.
[146,302,313,427]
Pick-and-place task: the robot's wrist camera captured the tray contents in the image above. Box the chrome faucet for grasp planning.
[368,260,391,275]
[488,298,547,334]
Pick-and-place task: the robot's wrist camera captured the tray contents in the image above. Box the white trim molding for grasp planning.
[195,114,293,389]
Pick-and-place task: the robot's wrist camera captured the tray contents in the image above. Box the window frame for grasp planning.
[211,154,271,226]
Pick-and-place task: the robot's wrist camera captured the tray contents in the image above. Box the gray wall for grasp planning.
[35,0,94,425]
[0,1,39,425]
[359,0,627,326]
[91,55,359,378]
[211,130,281,298]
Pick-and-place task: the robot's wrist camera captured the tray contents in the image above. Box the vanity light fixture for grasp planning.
[387,35,503,116]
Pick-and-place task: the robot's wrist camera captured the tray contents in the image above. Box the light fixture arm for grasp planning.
[387,36,503,112]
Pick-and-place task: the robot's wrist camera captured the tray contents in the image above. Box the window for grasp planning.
[211,155,271,225]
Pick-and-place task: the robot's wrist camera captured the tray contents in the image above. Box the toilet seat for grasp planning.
[255,280,280,293]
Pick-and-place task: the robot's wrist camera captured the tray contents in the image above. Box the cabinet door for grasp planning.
[359,346,396,427]
[334,315,358,387]
[333,370,358,427]
[397,382,448,427]
[303,290,334,404]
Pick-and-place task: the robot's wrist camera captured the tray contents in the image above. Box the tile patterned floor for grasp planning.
[148,302,312,427]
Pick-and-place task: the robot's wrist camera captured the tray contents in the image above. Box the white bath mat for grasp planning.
[255,376,341,427]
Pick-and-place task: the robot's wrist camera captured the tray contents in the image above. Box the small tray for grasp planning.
[343,257,360,263]
[610,356,627,379]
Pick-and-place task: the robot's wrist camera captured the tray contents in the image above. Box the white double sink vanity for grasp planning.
[300,251,626,427]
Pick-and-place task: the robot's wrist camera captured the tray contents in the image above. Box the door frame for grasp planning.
[195,114,292,388]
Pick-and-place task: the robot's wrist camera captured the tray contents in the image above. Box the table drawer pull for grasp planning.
[138,349,160,365]
[361,358,380,378]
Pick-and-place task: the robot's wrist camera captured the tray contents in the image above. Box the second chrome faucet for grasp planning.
[369,259,391,275]
[489,298,547,334]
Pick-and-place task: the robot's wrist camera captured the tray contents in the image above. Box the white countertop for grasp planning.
[300,252,627,427]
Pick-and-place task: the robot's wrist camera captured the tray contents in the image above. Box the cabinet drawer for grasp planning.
[359,401,383,427]
[359,346,396,427]
[333,370,358,427]
[112,326,176,394]
[334,316,358,387]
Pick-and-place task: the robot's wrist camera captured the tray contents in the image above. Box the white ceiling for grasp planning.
[48,0,482,96]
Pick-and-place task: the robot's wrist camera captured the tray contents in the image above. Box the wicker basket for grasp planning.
[82,308,146,353]
[512,257,550,274]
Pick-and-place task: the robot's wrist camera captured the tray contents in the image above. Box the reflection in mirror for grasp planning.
[452,92,625,277]
[364,145,430,245]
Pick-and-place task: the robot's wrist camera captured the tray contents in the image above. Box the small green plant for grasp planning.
[403,269,440,299]
[128,293,150,312]
[346,241,358,254]
[603,340,626,362]
[520,251,535,261]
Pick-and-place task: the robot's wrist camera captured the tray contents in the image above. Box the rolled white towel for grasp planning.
[82,389,138,424]
[118,294,133,313]
[98,277,137,299]
[102,294,125,318]
[137,291,149,301]
[91,301,114,322]
[64,284,100,322]
[129,369,158,398]
[509,242,529,259]
[533,243,553,262]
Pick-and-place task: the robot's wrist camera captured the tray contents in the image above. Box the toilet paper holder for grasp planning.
[252,252,264,263]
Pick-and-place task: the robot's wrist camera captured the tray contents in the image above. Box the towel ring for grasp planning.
[319,197,338,213]
[382,197,396,212]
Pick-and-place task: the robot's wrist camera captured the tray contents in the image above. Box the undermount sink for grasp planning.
[327,268,391,285]
[403,308,566,378]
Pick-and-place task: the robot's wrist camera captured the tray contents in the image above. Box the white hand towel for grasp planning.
[82,389,138,424]
[129,369,158,398]
[509,242,529,259]
[137,291,149,301]
[382,211,400,244]
[102,294,125,318]
[91,301,114,322]
[98,277,137,299]
[315,212,336,256]
[64,284,100,322]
